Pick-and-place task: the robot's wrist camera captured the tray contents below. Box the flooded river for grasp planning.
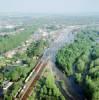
[42,27,85,100]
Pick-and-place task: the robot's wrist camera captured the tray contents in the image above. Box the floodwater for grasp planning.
[42,27,85,100]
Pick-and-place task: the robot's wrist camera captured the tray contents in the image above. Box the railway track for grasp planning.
[15,58,48,100]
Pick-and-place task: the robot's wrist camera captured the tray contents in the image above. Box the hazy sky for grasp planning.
[0,0,99,14]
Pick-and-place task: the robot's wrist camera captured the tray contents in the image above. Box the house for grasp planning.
[4,50,16,58]
[3,81,13,91]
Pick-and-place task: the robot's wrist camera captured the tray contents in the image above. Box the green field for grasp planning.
[0,26,36,54]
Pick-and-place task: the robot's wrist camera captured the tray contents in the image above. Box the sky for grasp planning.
[0,0,99,15]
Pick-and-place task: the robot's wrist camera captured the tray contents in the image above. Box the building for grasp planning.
[3,81,13,91]
[4,50,16,58]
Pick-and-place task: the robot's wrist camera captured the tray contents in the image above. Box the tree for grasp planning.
[49,89,52,96]
[0,73,3,85]
[92,91,99,100]
[76,59,85,73]
[45,74,54,89]
[43,85,47,94]
[26,40,46,57]
[75,73,82,83]
[94,58,99,66]
[9,70,20,81]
